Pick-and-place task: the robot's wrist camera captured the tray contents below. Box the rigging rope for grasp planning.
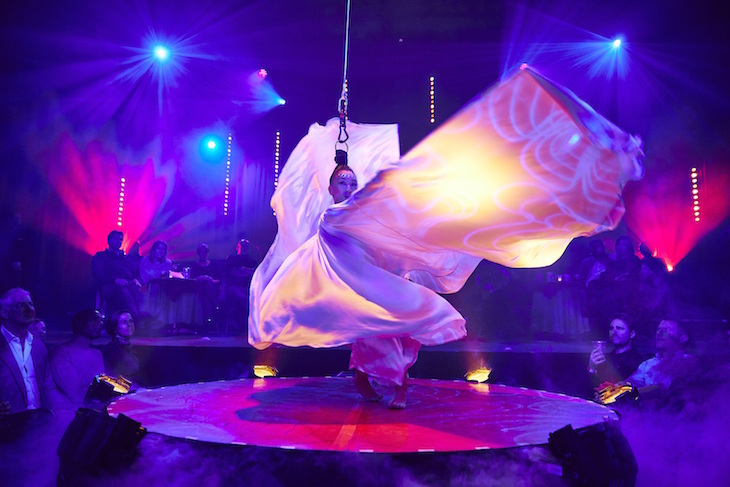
[337,0,352,146]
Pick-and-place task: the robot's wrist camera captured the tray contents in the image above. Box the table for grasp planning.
[143,278,219,330]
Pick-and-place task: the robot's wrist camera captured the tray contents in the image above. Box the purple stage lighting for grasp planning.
[207,139,216,149]
[612,38,622,48]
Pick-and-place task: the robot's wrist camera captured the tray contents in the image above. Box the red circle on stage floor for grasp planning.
[107,376,616,453]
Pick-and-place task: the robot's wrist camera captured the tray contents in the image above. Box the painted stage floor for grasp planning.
[107,376,616,453]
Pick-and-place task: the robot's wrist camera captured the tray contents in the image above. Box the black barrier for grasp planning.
[57,408,146,485]
[549,421,637,487]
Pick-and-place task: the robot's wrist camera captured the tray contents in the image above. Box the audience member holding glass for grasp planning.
[587,314,646,386]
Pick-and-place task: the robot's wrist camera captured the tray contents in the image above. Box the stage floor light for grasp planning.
[465,366,492,383]
[253,365,278,378]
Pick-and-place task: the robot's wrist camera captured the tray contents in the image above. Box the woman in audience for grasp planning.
[139,240,173,285]
[101,310,140,382]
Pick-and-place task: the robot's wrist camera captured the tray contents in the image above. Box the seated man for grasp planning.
[0,288,56,415]
[588,314,647,386]
[626,318,701,404]
[220,239,258,333]
[190,243,222,282]
[189,243,222,329]
[49,309,105,411]
[91,230,141,318]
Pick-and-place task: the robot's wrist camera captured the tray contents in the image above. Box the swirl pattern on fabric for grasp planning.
[248,67,643,352]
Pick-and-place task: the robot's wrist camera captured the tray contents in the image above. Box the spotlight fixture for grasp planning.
[153,44,170,61]
[253,365,278,378]
[612,38,622,48]
[465,366,491,383]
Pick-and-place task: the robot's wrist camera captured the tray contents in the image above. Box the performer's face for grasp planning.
[329,169,358,203]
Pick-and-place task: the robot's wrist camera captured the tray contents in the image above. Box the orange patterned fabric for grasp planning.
[249,68,643,380]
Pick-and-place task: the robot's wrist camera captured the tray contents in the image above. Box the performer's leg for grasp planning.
[389,373,408,410]
[350,337,420,408]
[354,369,382,402]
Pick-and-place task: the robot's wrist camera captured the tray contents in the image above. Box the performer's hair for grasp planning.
[329,149,354,185]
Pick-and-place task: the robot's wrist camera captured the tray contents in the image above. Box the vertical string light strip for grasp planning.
[273,131,281,216]
[691,166,700,222]
[223,133,232,217]
[117,177,125,227]
[429,76,436,124]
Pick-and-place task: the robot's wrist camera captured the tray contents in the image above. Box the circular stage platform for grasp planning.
[108,376,616,453]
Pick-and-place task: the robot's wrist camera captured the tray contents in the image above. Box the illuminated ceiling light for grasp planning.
[153,44,170,61]
[273,131,281,214]
[465,366,491,383]
[429,76,436,124]
[253,365,278,378]
[117,176,126,228]
[612,38,622,49]
[207,140,216,149]
[223,132,232,216]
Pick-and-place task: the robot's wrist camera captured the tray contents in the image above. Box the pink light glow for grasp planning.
[624,162,730,271]
[38,132,174,255]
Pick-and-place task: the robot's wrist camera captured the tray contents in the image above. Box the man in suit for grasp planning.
[0,288,56,414]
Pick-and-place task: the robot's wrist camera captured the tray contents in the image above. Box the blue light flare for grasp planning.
[153,44,170,61]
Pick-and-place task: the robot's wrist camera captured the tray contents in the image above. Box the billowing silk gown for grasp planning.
[248,67,643,386]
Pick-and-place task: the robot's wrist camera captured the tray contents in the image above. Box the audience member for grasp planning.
[91,230,141,318]
[189,243,222,330]
[220,238,259,332]
[139,240,173,285]
[579,239,610,286]
[587,314,647,386]
[626,318,701,406]
[28,318,47,342]
[100,310,140,382]
[635,242,671,333]
[579,239,612,336]
[639,242,668,277]
[605,236,641,282]
[127,240,143,279]
[0,288,56,414]
[49,309,105,411]
[190,243,222,282]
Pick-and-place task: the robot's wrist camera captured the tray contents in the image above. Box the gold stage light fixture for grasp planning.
[253,365,279,378]
[464,366,492,383]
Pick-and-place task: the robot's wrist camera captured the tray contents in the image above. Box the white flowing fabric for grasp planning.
[249,67,643,384]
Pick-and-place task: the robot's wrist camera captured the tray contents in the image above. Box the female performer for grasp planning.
[249,67,643,408]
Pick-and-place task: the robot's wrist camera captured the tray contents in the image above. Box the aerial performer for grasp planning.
[248,66,644,408]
